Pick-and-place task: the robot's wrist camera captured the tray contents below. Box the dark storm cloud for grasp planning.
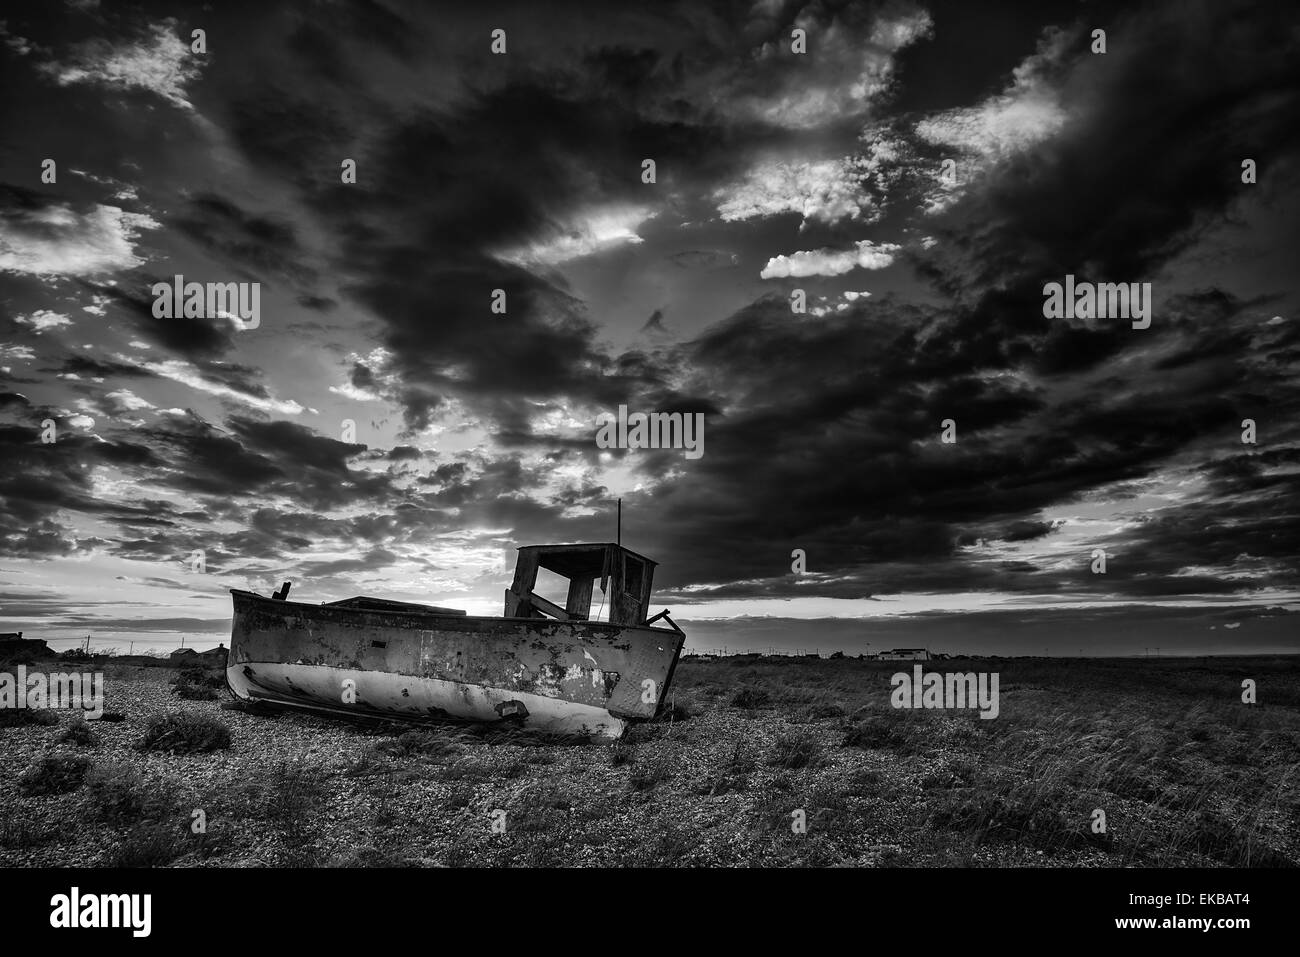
[591,0,1300,596]
[334,132,652,427]
[131,414,282,497]
[43,354,152,380]
[172,193,316,285]
[0,399,175,558]
[286,0,417,75]
[213,0,846,432]
[110,535,181,562]
[225,91,355,195]
[636,287,1296,596]
[0,518,80,558]
[296,294,337,312]
[126,413,392,514]
[83,279,236,361]
[244,506,353,545]
[227,417,365,473]
[0,592,82,618]
[194,361,287,403]
[74,409,426,568]
[3,0,1296,616]
[957,520,1063,547]
[348,361,379,393]
[666,249,737,270]
[1106,443,1300,578]
[919,1,1300,354]
[299,547,400,578]
[0,404,392,570]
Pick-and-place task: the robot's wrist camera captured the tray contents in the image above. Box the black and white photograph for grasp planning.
[0,0,1296,939]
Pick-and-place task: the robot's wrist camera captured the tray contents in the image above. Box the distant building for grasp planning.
[877,648,931,661]
[199,645,228,665]
[170,644,228,664]
[0,633,53,659]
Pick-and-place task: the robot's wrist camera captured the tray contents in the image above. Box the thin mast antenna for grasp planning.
[617,498,622,548]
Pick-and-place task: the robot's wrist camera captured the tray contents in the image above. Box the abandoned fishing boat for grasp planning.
[227,542,685,739]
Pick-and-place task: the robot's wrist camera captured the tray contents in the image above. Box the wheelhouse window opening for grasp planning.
[504,543,658,626]
[531,566,572,616]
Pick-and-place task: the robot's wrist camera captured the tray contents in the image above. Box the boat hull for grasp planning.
[226,590,685,739]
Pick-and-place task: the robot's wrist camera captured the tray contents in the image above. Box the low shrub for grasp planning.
[768,732,823,770]
[19,755,93,795]
[83,762,176,823]
[0,708,60,728]
[58,715,98,747]
[137,712,232,754]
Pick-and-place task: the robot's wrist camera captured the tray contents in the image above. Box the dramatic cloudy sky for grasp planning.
[1,0,1297,655]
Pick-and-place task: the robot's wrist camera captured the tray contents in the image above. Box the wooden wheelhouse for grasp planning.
[505,543,659,626]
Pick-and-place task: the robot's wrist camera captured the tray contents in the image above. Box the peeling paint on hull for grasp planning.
[227,590,684,739]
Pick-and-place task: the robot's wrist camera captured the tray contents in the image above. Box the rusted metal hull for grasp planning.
[226,590,685,739]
